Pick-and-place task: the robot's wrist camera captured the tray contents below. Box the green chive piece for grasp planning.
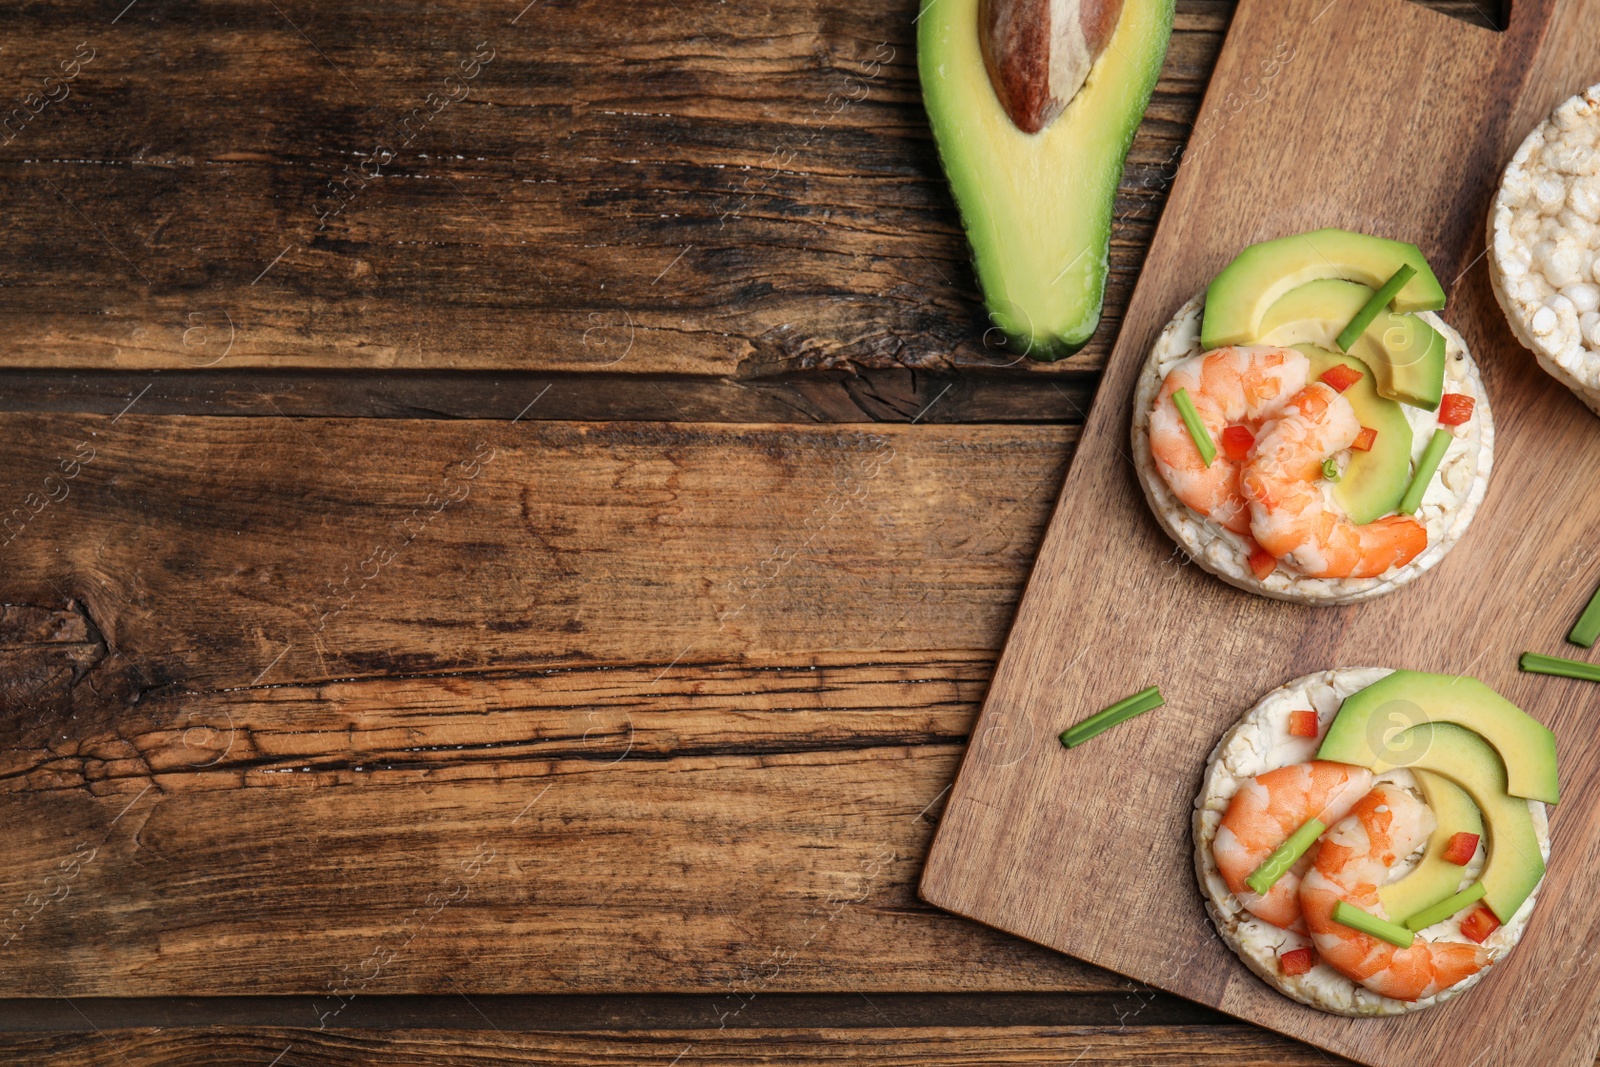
[1245,818,1326,896]
[1569,581,1600,648]
[1059,686,1164,749]
[1336,263,1418,352]
[1332,900,1415,948]
[1321,456,1341,482]
[1171,388,1216,468]
[1397,427,1452,514]
[1520,651,1600,683]
[1401,881,1487,932]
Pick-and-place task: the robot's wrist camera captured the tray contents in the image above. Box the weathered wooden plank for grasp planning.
[0,2,1492,375]
[0,991,1228,1030]
[0,416,1070,688]
[0,369,1097,423]
[0,417,1100,995]
[0,1,1229,374]
[0,1025,1355,1065]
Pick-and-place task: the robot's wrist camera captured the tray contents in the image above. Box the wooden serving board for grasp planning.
[921,1,1600,1065]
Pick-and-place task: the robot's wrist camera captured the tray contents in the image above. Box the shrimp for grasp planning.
[1240,383,1427,578]
[1300,784,1488,1001]
[1212,760,1374,930]
[1149,345,1309,534]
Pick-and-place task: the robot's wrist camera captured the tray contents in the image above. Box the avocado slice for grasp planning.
[1377,769,1483,923]
[1201,229,1446,351]
[1349,310,1448,411]
[1387,724,1545,923]
[1256,278,1446,409]
[1318,671,1559,804]
[1295,345,1413,524]
[918,0,1174,358]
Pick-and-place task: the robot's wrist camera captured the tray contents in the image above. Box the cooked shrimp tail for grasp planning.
[1300,784,1488,1001]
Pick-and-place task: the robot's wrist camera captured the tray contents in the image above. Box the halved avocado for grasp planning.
[1390,723,1545,923]
[1295,344,1413,524]
[1377,769,1483,923]
[1318,671,1559,804]
[1256,278,1446,409]
[918,0,1175,358]
[1201,229,1446,350]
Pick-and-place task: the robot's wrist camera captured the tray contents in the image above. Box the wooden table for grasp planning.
[0,1,1545,1063]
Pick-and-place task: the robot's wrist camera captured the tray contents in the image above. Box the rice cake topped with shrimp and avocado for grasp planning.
[1194,668,1554,1016]
[1130,229,1492,604]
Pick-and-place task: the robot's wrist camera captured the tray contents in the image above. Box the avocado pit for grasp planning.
[978,0,1125,134]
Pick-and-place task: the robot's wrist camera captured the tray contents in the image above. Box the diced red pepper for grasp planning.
[1279,947,1316,976]
[1441,832,1480,866]
[1221,424,1256,461]
[1247,545,1277,581]
[1320,364,1364,393]
[1288,710,1320,738]
[1459,905,1500,944]
[1351,426,1378,452]
[1438,393,1475,426]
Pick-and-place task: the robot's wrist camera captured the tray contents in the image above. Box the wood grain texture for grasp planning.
[0,416,1115,996]
[0,2,1491,376]
[0,368,1098,423]
[921,1,1600,1066]
[0,0,1237,374]
[0,1025,1355,1065]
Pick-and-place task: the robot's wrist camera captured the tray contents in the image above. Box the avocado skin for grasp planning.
[919,0,1174,359]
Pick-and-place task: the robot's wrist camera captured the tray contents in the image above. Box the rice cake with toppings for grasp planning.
[1489,82,1600,416]
[1131,293,1492,604]
[1193,667,1548,1017]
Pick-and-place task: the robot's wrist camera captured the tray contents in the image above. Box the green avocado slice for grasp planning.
[1317,670,1559,804]
[1252,277,1446,410]
[918,0,1174,358]
[1377,769,1483,924]
[1201,229,1446,351]
[1296,345,1412,524]
[1384,723,1545,923]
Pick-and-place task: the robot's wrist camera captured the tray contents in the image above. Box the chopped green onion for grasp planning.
[1245,818,1326,896]
[1400,881,1486,932]
[1570,581,1600,648]
[1337,263,1418,352]
[1171,388,1216,468]
[1321,456,1341,482]
[1059,686,1164,749]
[1332,900,1415,948]
[1397,427,1452,514]
[1520,651,1600,683]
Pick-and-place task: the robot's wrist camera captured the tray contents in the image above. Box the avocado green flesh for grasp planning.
[1336,265,1416,352]
[1318,671,1560,803]
[1383,723,1544,923]
[918,0,1174,359]
[1352,311,1447,411]
[1252,277,1446,410]
[1201,229,1447,351]
[1377,769,1483,923]
[1294,344,1412,524]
